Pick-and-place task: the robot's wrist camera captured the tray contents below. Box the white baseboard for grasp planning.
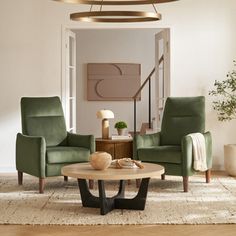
[0,165,224,173]
[0,167,17,173]
[212,164,224,171]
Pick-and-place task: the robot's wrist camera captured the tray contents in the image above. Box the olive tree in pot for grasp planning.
[114,121,127,136]
[209,60,236,176]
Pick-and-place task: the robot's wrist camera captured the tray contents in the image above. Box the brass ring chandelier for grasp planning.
[54,0,178,5]
[53,0,179,23]
[71,11,161,23]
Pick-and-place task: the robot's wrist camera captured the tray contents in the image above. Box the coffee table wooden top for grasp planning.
[62,163,164,180]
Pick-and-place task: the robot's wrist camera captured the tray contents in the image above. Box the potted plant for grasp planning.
[209,60,236,176]
[114,121,128,136]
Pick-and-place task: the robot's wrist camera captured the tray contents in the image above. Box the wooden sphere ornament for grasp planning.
[90,152,112,170]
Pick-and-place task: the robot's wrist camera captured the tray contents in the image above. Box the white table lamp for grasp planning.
[96,109,114,139]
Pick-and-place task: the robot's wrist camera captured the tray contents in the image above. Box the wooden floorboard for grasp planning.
[0,225,236,236]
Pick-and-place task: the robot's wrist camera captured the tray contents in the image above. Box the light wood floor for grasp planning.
[1,225,236,236]
[1,172,235,236]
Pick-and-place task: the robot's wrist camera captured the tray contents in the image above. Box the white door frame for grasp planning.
[61,29,76,132]
[155,28,171,127]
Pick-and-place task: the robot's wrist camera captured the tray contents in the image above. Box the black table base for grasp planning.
[77,178,150,215]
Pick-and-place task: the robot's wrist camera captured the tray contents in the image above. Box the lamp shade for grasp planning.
[96,110,114,119]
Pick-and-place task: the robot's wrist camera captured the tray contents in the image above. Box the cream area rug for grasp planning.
[0,174,236,225]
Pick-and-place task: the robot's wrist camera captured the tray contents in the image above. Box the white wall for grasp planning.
[0,0,235,172]
[0,0,44,172]
[75,29,161,138]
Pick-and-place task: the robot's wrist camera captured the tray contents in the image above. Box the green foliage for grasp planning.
[209,60,236,121]
[114,121,128,129]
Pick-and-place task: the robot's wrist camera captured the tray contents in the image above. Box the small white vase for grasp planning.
[89,152,112,170]
[224,144,236,176]
[117,128,125,136]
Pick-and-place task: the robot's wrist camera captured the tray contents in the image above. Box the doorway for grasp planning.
[62,28,170,137]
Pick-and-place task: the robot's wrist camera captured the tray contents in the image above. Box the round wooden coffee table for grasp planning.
[62,162,164,215]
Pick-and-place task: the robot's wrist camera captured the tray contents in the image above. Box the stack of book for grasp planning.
[111,134,132,140]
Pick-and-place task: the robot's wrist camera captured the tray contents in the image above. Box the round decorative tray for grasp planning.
[111,158,143,169]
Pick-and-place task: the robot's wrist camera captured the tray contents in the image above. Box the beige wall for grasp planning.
[0,0,235,171]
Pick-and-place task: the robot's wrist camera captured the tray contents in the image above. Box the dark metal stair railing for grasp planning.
[133,67,155,135]
[133,55,164,137]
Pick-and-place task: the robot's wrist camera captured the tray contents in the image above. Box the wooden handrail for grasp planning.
[133,55,164,100]
[133,68,155,99]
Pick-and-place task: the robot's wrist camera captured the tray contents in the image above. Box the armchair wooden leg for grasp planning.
[205,169,211,183]
[64,176,68,182]
[39,178,45,194]
[136,179,141,188]
[89,179,94,189]
[18,171,23,185]
[161,174,165,180]
[183,176,189,192]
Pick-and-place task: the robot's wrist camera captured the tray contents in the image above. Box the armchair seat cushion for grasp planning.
[46,146,90,164]
[137,145,182,164]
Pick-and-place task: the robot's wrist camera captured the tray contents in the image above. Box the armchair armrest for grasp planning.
[181,135,194,176]
[203,131,213,168]
[16,133,46,178]
[181,131,213,176]
[133,132,161,160]
[67,132,95,154]
[136,132,161,149]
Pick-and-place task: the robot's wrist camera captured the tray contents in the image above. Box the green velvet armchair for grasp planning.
[16,97,95,193]
[134,96,212,192]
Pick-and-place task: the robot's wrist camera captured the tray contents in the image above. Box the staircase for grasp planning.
[131,55,164,137]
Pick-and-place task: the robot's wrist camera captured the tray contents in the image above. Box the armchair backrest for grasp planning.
[161,96,205,145]
[21,96,67,147]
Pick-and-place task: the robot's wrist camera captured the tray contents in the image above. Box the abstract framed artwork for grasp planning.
[87,63,141,101]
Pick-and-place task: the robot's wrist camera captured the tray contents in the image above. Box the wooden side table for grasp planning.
[95,138,133,159]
